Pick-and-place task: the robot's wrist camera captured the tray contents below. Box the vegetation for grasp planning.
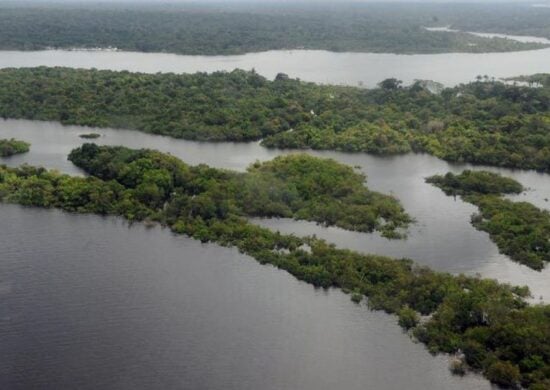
[426,170,524,196]
[439,3,550,42]
[79,133,100,139]
[66,144,411,237]
[506,74,550,88]
[0,138,30,157]
[0,3,546,55]
[428,171,550,270]
[0,145,549,388]
[1,67,550,171]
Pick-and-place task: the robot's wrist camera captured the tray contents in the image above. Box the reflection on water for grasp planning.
[2,118,550,301]
[0,204,490,389]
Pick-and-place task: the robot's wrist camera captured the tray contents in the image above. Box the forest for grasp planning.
[440,3,550,42]
[0,138,30,157]
[0,145,549,389]
[1,67,549,171]
[65,144,411,238]
[0,3,546,55]
[427,171,550,271]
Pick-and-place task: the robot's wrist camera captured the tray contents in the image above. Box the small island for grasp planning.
[79,133,101,139]
[0,138,30,157]
[427,170,550,270]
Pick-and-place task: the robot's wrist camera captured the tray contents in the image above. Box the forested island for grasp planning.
[1,67,549,171]
[427,171,550,271]
[0,138,30,157]
[0,3,546,55]
[0,145,549,389]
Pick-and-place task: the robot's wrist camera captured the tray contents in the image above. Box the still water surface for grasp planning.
[0,204,491,389]
[1,46,550,87]
[2,118,550,303]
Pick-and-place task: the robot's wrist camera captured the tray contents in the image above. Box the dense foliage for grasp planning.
[428,171,550,270]
[66,144,410,237]
[439,3,550,42]
[0,138,30,157]
[0,146,549,388]
[0,3,545,55]
[1,67,550,171]
[426,170,524,196]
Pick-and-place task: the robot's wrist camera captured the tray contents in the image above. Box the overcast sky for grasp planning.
[2,0,543,3]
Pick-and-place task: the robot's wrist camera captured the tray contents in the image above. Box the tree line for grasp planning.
[0,67,549,171]
[0,3,545,55]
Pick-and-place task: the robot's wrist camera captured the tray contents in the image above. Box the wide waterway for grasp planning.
[0,203,491,389]
[1,122,547,390]
[1,45,550,87]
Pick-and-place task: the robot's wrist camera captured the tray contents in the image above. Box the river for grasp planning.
[1,46,550,87]
[0,204,491,390]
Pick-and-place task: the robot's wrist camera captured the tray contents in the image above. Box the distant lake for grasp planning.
[1,45,550,87]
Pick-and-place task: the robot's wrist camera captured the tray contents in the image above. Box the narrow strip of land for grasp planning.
[427,170,550,270]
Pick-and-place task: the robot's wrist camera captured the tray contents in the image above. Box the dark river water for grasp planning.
[0,205,490,389]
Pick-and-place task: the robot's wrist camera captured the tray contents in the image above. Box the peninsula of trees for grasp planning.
[0,3,546,55]
[1,67,549,171]
[0,138,30,157]
[427,171,550,270]
[0,145,549,389]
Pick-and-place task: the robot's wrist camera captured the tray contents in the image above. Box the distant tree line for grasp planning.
[0,4,546,55]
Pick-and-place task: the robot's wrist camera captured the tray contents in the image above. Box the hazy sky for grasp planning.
[3,0,542,3]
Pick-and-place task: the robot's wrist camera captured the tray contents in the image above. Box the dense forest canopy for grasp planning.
[1,145,549,389]
[442,3,550,42]
[66,144,411,237]
[0,3,547,54]
[428,171,550,271]
[1,67,549,171]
